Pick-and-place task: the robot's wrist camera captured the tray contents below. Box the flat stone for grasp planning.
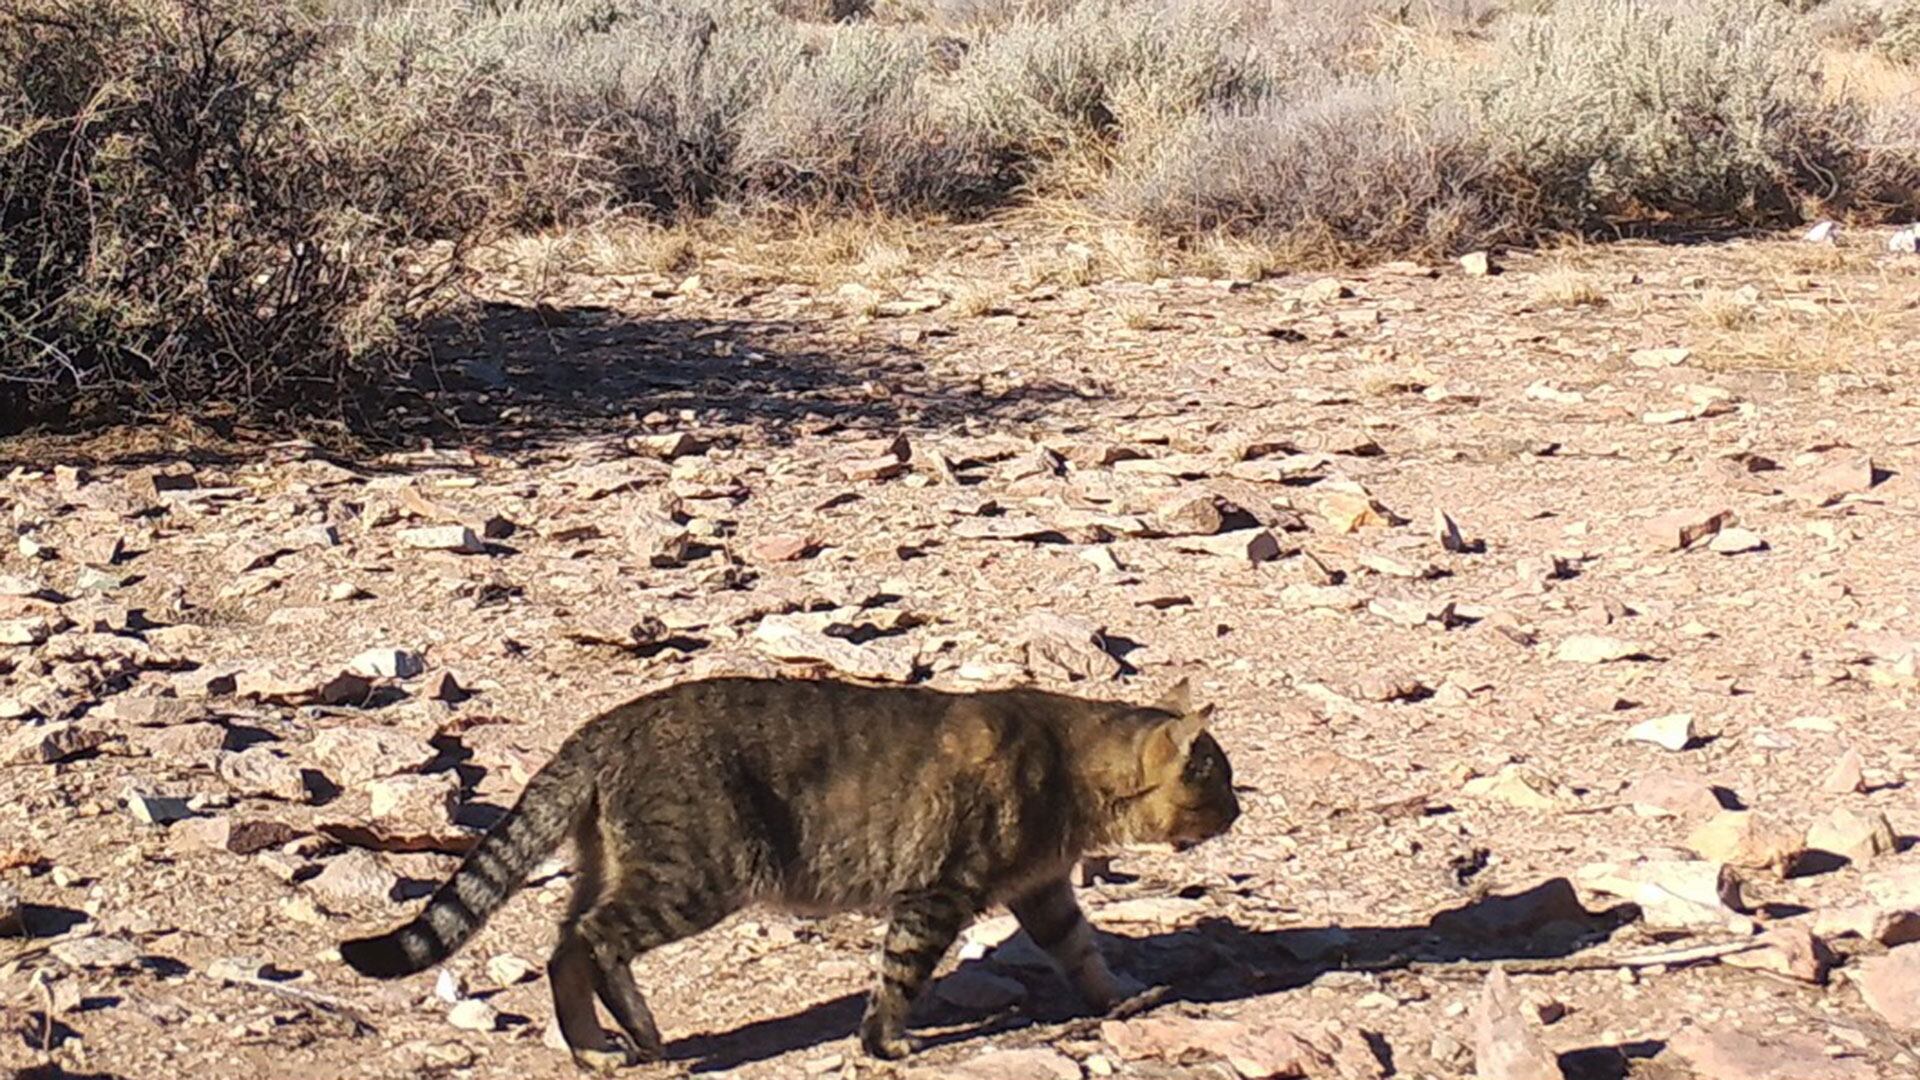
[0,617,53,645]
[1463,765,1573,811]
[1554,634,1651,664]
[1625,712,1695,751]
[1708,527,1767,554]
[1721,925,1834,984]
[1668,1025,1876,1080]
[447,998,498,1032]
[50,935,141,970]
[1168,527,1286,563]
[1855,942,1920,1030]
[3,721,110,764]
[1806,808,1897,864]
[1101,1015,1341,1079]
[1687,811,1805,876]
[400,525,485,554]
[1020,612,1123,682]
[751,614,918,683]
[1575,859,1753,933]
[235,668,373,707]
[306,849,398,909]
[310,727,436,786]
[1623,771,1725,819]
[217,747,317,803]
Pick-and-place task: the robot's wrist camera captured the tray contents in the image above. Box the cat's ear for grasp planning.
[1142,710,1209,777]
[1151,677,1193,715]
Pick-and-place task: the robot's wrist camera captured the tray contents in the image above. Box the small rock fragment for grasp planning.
[487,954,534,986]
[1626,712,1695,752]
[307,849,398,908]
[1473,967,1559,1080]
[127,790,194,826]
[1020,612,1123,682]
[1806,808,1897,864]
[1459,251,1494,277]
[368,773,461,838]
[1629,347,1690,368]
[217,747,316,803]
[0,617,53,646]
[447,998,499,1033]
[401,525,485,554]
[1169,527,1285,563]
[1644,508,1733,551]
[310,727,437,786]
[1721,924,1834,984]
[1463,765,1572,811]
[347,648,425,679]
[906,1049,1082,1080]
[51,935,141,970]
[1788,454,1879,507]
[1553,634,1649,664]
[1318,489,1395,533]
[1686,811,1805,876]
[748,534,813,563]
[1151,492,1226,537]
[1707,527,1766,555]
[1819,749,1866,795]
[751,614,918,683]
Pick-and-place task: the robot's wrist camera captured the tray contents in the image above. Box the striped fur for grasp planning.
[336,675,1239,1071]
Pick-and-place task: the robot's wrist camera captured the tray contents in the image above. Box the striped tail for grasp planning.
[339,755,593,979]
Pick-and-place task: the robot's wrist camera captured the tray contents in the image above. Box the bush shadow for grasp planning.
[2,303,1090,474]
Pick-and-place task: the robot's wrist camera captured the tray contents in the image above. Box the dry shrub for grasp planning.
[1106,81,1503,260]
[0,0,477,434]
[1469,0,1861,228]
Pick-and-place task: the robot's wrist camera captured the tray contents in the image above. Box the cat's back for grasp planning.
[590,676,1090,807]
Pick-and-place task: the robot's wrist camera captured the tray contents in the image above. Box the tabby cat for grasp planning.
[339,674,1240,1071]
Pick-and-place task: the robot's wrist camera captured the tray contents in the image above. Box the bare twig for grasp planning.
[1340,939,1765,979]
[211,973,378,1037]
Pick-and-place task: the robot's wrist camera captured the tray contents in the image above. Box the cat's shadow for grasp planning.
[666,877,1637,1073]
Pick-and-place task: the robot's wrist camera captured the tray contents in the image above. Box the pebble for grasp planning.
[446,998,498,1032]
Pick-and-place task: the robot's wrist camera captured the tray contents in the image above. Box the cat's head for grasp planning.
[1101,679,1240,850]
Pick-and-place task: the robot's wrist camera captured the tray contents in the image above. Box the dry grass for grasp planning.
[1113,299,1166,330]
[1692,276,1901,375]
[1527,263,1610,309]
[1693,289,1759,331]
[944,278,1007,317]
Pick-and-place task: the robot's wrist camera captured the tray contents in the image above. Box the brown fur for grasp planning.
[339,674,1239,1071]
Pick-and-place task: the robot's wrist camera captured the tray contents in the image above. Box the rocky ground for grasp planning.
[3,224,1920,1080]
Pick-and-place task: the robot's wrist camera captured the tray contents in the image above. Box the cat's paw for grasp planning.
[858,1015,918,1060]
[570,1046,637,1074]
